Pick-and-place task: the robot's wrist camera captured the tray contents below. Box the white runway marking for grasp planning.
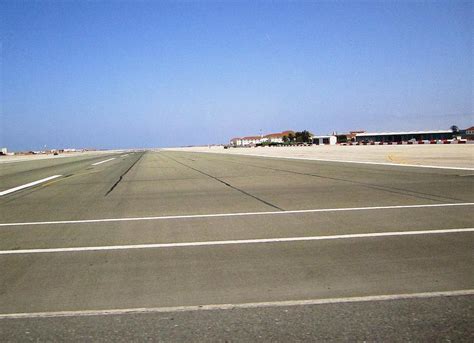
[91,158,116,166]
[0,175,63,196]
[0,289,472,319]
[259,155,474,171]
[0,202,473,227]
[0,227,472,255]
[121,154,129,157]
[191,151,474,171]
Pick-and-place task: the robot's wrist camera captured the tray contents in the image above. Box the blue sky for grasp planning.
[1,1,472,150]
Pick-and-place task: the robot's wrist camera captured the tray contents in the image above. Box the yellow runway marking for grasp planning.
[38,170,102,190]
[387,154,410,165]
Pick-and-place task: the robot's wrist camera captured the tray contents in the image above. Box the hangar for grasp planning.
[355,130,455,143]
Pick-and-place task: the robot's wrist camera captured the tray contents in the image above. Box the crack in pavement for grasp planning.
[105,152,145,196]
[161,153,284,211]
[189,153,467,204]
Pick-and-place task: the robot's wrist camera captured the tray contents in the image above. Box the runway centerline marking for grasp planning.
[0,175,63,196]
[0,227,472,255]
[0,202,473,227]
[0,289,472,319]
[91,158,116,166]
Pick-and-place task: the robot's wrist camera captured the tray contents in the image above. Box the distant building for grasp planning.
[465,126,474,140]
[0,147,7,155]
[348,131,365,142]
[355,130,454,143]
[230,130,295,146]
[241,136,265,146]
[312,135,337,145]
[264,130,295,143]
[333,131,365,143]
[230,138,242,146]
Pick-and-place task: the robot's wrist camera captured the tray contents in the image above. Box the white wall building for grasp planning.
[230,130,296,146]
[230,138,242,146]
[312,135,337,145]
[230,135,269,146]
[240,136,265,146]
[264,130,295,143]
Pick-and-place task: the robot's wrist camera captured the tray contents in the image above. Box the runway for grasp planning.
[0,150,473,340]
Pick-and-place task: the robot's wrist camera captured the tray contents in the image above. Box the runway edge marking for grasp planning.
[0,289,472,319]
[1,202,474,227]
[176,150,474,171]
[1,227,473,255]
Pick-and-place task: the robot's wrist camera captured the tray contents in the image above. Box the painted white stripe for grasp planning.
[91,158,116,166]
[188,150,474,171]
[0,175,62,196]
[0,289,472,319]
[0,202,473,227]
[121,154,129,157]
[1,227,472,255]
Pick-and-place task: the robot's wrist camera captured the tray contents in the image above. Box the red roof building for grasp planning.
[229,130,295,146]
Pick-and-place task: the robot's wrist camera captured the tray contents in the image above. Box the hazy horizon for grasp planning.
[1,1,472,151]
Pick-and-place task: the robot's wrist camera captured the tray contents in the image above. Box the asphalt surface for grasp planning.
[0,150,473,341]
[1,296,472,342]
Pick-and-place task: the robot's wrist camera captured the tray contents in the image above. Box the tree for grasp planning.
[337,135,348,143]
[301,130,311,143]
[294,130,311,143]
[282,135,288,143]
[287,133,295,143]
[451,125,459,138]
